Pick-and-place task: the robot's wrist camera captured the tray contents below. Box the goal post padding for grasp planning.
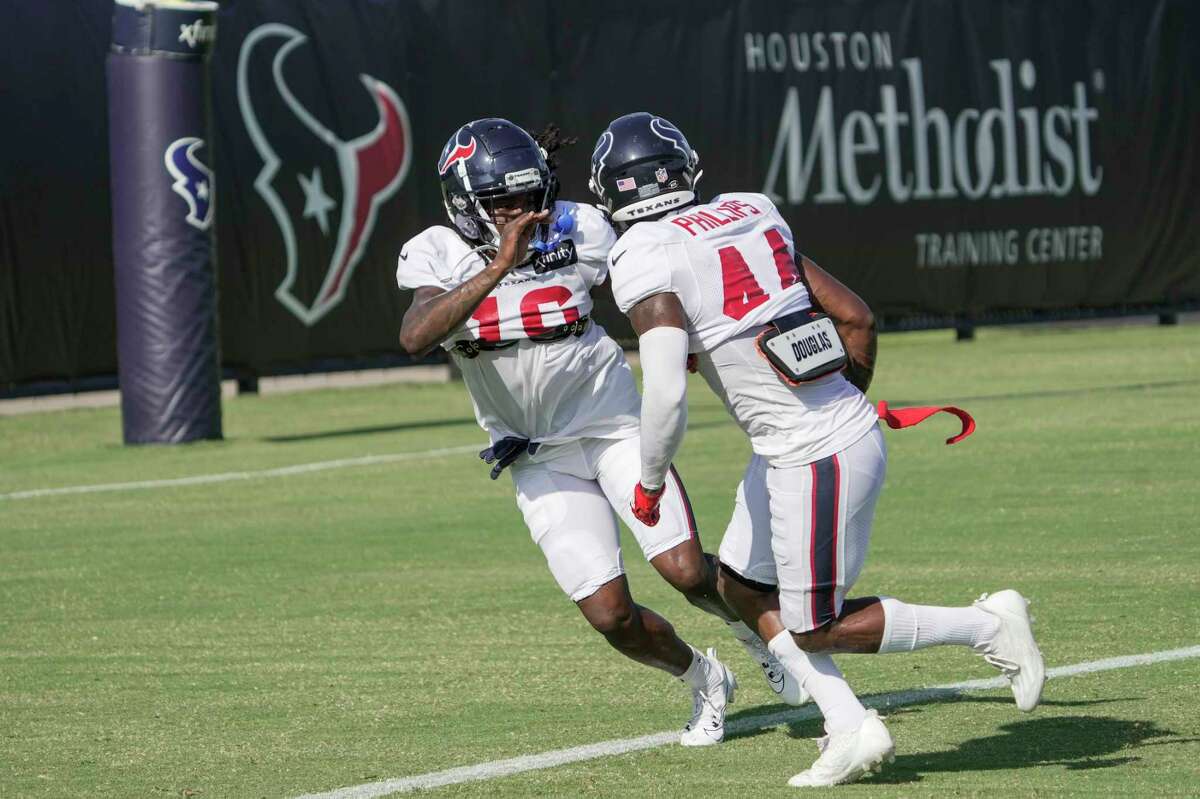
[107,0,222,444]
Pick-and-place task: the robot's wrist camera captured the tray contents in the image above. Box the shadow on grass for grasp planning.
[723,702,826,744]
[722,691,1190,781]
[259,378,1200,442]
[870,716,1187,784]
[264,415,737,443]
[891,377,1200,407]
[264,417,477,442]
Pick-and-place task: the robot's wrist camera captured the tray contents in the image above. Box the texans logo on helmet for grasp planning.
[236,23,413,326]
[649,117,691,162]
[588,130,615,196]
[438,131,477,176]
[164,137,213,231]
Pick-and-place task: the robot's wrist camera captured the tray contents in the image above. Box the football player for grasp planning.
[590,112,1046,785]
[396,118,799,746]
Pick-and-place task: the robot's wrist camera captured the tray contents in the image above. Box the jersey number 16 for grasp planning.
[469,286,580,342]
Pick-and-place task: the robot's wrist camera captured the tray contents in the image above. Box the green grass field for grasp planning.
[3,323,1199,798]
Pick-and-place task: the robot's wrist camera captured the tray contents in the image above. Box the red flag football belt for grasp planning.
[875,401,976,445]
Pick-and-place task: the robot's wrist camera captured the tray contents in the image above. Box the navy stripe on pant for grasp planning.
[808,454,841,629]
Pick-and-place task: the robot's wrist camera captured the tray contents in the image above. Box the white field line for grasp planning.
[295,644,1200,799]
[0,444,481,501]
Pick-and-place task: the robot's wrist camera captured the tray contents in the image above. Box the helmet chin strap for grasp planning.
[531,179,557,252]
[472,196,500,247]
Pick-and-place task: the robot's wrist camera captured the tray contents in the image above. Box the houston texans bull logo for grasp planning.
[164,137,213,231]
[236,23,413,326]
[649,116,695,166]
[587,131,614,200]
[438,131,477,176]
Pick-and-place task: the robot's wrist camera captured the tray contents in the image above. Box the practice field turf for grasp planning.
[2,323,1199,798]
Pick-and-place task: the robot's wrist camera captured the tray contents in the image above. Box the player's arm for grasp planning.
[799,256,877,393]
[625,292,690,525]
[399,209,549,356]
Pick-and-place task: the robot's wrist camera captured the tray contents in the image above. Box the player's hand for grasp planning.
[631,482,665,526]
[494,209,551,271]
[480,436,534,480]
[686,354,698,373]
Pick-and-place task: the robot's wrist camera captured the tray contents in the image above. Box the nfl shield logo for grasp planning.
[655,167,668,183]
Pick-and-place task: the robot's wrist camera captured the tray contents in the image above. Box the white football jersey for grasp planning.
[397,201,639,446]
[609,192,879,467]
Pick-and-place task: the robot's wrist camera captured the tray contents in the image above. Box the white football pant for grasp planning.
[719,426,886,632]
[511,435,698,601]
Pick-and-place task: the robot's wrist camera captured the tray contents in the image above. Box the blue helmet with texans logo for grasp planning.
[588,112,701,229]
[437,118,557,249]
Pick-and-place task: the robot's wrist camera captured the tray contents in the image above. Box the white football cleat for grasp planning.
[680,648,737,747]
[736,632,809,706]
[787,710,895,787]
[973,589,1046,712]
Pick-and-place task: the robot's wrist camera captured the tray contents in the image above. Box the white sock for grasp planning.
[877,597,1000,653]
[726,620,758,644]
[768,631,868,735]
[678,645,710,691]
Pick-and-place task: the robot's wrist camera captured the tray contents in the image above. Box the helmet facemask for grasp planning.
[439,135,559,257]
[459,182,559,260]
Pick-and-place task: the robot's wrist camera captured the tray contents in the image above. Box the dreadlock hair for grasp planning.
[531,123,578,172]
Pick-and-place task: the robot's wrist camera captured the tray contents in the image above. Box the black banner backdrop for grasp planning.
[2,0,1198,387]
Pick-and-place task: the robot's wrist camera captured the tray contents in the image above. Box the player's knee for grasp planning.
[584,599,638,638]
[668,562,709,599]
[656,551,710,597]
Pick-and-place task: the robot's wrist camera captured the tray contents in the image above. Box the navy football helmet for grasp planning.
[589,112,701,228]
[437,118,558,249]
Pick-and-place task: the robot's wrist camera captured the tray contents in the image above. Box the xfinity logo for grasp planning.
[532,240,578,273]
[178,19,214,49]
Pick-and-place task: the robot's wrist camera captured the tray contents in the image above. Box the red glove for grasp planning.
[632,482,665,526]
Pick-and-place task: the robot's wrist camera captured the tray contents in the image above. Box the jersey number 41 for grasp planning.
[720,228,803,321]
